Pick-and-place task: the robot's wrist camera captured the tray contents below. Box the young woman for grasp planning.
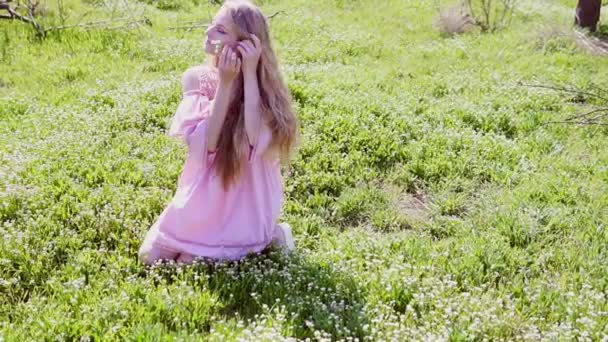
[138,0,299,265]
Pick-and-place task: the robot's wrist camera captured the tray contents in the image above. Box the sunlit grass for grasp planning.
[1,0,607,340]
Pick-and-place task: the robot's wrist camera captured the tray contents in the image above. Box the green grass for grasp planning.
[1,0,608,340]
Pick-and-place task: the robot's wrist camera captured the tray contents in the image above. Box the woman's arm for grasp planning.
[206,80,233,152]
[206,46,241,152]
[243,71,262,147]
[237,35,264,147]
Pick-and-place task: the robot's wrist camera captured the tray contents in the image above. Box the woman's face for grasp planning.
[204,9,239,55]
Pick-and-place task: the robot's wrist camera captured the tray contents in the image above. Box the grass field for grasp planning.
[1,0,608,340]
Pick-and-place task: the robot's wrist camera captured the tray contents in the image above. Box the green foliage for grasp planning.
[464,0,517,32]
[1,0,608,340]
[137,0,206,11]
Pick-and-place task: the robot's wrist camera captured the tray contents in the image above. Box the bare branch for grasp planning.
[584,111,608,122]
[481,0,490,29]
[519,83,608,103]
[588,83,608,96]
[518,81,607,127]
[167,23,209,31]
[543,121,608,126]
[563,107,608,122]
[466,0,478,25]
[267,10,284,20]
[168,9,283,31]
[0,0,44,36]
[44,16,152,33]
[2,3,33,23]
[26,1,44,37]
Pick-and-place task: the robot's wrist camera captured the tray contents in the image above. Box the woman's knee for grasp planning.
[176,252,196,264]
[138,244,177,265]
[138,245,156,265]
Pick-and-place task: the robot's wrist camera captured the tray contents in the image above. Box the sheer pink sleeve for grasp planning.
[167,66,218,170]
[167,91,212,145]
[168,66,217,140]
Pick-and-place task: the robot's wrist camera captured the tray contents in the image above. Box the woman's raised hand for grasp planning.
[217,45,241,84]
[237,34,262,76]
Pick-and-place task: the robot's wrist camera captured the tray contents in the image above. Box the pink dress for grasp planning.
[147,66,284,261]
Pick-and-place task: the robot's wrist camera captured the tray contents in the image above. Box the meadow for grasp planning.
[1,0,608,340]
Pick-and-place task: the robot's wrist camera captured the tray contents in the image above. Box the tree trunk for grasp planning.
[575,0,602,32]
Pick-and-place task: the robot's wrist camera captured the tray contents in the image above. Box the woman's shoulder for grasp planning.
[182,65,217,86]
[184,64,218,77]
[181,65,218,93]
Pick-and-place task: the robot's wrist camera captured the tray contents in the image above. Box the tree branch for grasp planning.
[519,81,608,127]
[519,83,608,103]
[1,3,32,23]
[543,121,608,126]
[167,23,208,31]
[44,16,152,33]
[167,10,283,31]
[1,0,44,37]
[26,1,44,37]
[583,111,608,123]
[564,107,608,121]
[267,10,284,19]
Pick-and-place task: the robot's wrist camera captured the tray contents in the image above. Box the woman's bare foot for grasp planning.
[176,252,196,264]
[271,223,295,251]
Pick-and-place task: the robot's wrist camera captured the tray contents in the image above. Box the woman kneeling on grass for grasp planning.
[138,0,299,265]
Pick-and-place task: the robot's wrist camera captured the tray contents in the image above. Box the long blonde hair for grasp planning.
[207,0,298,191]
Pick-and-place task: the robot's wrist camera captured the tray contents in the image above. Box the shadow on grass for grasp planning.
[143,244,370,340]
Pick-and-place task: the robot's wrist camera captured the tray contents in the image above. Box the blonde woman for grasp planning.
[138,0,299,265]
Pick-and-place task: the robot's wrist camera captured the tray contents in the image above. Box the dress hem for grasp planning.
[152,231,273,261]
